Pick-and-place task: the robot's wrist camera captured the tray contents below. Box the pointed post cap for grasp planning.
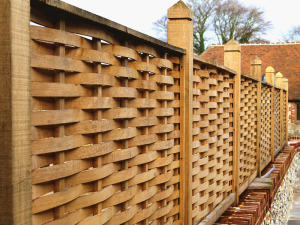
[250,56,262,65]
[250,56,261,79]
[276,72,283,78]
[265,66,275,85]
[224,39,241,52]
[168,1,193,20]
[276,72,283,88]
[265,66,275,73]
[283,78,288,90]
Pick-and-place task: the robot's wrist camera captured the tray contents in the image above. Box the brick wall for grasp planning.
[289,102,300,137]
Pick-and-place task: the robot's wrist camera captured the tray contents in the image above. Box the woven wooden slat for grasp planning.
[260,84,272,171]
[191,61,234,224]
[30,11,181,224]
[282,91,287,144]
[239,77,258,186]
[274,89,281,152]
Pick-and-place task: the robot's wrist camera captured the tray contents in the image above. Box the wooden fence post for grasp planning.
[167,2,194,224]
[0,0,31,224]
[224,40,241,205]
[276,72,284,148]
[265,67,275,162]
[283,78,289,142]
[250,56,262,177]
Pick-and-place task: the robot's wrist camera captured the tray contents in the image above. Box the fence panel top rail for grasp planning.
[30,0,186,56]
[262,81,274,87]
[193,55,236,75]
[241,73,259,82]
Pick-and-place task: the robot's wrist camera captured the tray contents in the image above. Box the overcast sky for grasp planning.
[62,0,300,44]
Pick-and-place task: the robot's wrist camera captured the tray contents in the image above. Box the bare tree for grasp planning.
[152,0,272,53]
[282,25,300,42]
[152,0,220,54]
[187,0,221,54]
[238,5,272,43]
[213,0,272,44]
[152,15,168,42]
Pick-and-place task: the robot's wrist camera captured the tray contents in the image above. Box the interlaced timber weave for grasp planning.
[274,89,281,151]
[239,77,258,185]
[30,14,182,225]
[283,91,287,144]
[260,84,272,171]
[191,63,234,223]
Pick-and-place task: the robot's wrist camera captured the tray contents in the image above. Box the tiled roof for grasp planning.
[201,43,300,101]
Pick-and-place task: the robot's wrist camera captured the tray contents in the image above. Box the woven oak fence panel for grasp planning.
[191,62,234,223]
[274,88,281,153]
[24,2,290,225]
[239,76,258,186]
[283,90,287,145]
[30,11,183,225]
[260,84,272,171]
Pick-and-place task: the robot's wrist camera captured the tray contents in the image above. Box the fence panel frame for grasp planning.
[0,0,32,224]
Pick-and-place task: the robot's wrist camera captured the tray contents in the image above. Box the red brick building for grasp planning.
[201,42,300,129]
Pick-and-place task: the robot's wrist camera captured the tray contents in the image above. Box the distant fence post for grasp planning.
[167,2,194,224]
[224,40,241,205]
[266,67,275,162]
[276,72,284,148]
[283,78,289,142]
[250,56,262,177]
[0,0,31,224]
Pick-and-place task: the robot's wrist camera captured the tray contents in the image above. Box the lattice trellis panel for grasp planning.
[228,75,235,194]
[260,84,272,171]
[274,88,281,151]
[283,91,287,144]
[239,77,257,185]
[191,63,234,224]
[30,13,182,225]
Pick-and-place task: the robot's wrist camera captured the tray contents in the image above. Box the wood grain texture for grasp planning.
[168,2,194,224]
[224,39,241,205]
[251,57,262,177]
[266,67,275,162]
[0,0,31,224]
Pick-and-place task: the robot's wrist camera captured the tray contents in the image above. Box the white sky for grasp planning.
[62,0,300,44]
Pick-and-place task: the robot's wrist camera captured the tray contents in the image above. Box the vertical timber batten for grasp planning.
[266,67,275,162]
[276,72,284,148]
[167,1,193,224]
[224,40,241,205]
[0,0,31,224]
[283,78,289,143]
